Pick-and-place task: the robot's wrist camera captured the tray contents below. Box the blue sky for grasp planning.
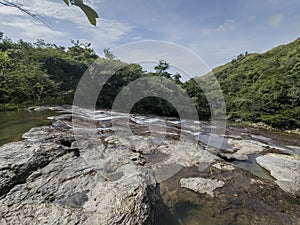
[1,0,300,72]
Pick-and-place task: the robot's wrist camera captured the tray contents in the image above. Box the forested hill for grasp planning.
[204,38,300,129]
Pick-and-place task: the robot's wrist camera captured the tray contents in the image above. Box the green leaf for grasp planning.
[76,4,99,26]
[72,0,84,5]
[63,0,69,6]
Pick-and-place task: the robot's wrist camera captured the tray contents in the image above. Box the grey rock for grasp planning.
[212,162,235,171]
[0,122,157,224]
[155,140,218,167]
[55,191,89,208]
[256,153,300,194]
[220,138,267,160]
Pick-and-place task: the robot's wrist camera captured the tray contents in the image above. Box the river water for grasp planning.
[0,109,59,146]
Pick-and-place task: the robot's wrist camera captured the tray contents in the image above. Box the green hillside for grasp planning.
[201,38,300,129]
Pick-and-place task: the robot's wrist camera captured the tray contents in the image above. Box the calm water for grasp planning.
[0,109,59,146]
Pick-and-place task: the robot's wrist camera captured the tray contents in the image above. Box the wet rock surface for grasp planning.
[0,106,299,225]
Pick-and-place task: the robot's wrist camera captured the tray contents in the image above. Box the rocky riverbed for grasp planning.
[0,106,299,224]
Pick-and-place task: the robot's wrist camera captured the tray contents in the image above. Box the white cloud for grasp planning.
[83,19,133,49]
[30,1,89,24]
[0,4,24,16]
[0,0,132,49]
[201,19,236,36]
[0,0,89,28]
[269,14,284,27]
[2,18,66,41]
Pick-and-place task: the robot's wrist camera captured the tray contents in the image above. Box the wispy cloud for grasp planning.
[81,19,133,50]
[269,14,284,27]
[248,15,256,22]
[217,19,236,32]
[202,19,236,36]
[2,18,66,40]
[112,40,211,78]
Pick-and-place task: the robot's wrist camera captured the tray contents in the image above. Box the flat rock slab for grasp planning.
[0,125,157,225]
[221,139,266,160]
[256,153,300,195]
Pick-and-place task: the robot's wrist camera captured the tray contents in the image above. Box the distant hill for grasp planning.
[199,38,300,129]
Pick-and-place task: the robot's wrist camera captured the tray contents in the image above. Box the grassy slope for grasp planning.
[204,38,300,129]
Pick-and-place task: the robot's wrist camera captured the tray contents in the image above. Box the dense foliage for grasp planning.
[205,38,300,129]
[0,33,186,118]
[0,32,299,129]
[0,33,98,109]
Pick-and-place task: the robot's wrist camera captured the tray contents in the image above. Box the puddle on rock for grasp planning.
[154,164,298,225]
[232,154,274,180]
[143,152,169,164]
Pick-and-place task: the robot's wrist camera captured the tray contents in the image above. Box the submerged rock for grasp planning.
[180,177,224,197]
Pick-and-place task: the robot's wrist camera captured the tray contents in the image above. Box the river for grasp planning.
[0,109,59,146]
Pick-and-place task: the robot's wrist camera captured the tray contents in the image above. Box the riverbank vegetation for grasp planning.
[0,32,299,129]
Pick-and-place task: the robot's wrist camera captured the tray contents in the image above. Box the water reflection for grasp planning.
[0,110,59,146]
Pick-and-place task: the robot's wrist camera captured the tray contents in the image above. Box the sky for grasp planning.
[1,0,300,75]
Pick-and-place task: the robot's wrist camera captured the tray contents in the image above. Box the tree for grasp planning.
[0,0,99,26]
[173,73,182,85]
[103,48,116,60]
[155,60,172,79]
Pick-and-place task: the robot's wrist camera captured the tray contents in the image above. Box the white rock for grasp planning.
[180,177,224,197]
[256,153,300,194]
[212,162,235,171]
